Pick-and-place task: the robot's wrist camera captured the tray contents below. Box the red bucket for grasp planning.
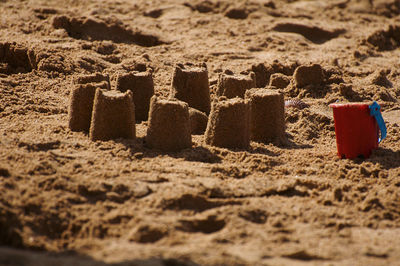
[330,103,379,159]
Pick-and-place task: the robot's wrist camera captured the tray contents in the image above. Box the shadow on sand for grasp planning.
[0,247,199,266]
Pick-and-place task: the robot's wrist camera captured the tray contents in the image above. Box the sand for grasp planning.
[1,0,400,265]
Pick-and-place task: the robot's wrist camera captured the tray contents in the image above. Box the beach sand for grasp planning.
[1,0,400,265]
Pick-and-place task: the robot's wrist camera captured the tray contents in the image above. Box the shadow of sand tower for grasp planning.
[205,97,250,149]
[170,63,211,114]
[216,71,256,99]
[89,89,135,141]
[146,96,192,152]
[68,73,110,132]
[116,70,154,121]
[245,88,285,145]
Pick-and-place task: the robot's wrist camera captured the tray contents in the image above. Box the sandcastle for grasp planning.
[116,70,154,121]
[68,73,110,132]
[204,97,250,149]
[170,63,211,114]
[67,64,283,149]
[146,96,192,152]
[216,71,256,98]
[245,88,286,145]
[89,89,135,141]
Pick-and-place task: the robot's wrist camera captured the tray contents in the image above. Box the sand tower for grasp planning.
[189,107,208,135]
[216,71,256,99]
[245,88,285,145]
[146,96,192,152]
[89,89,135,141]
[74,72,111,88]
[116,70,154,121]
[293,64,324,87]
[269,73,291,89]
[170,63,210,114]
[68,73,110,132]
[204,97,250,149]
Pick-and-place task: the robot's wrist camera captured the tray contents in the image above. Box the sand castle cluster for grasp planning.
[68,62,315,151]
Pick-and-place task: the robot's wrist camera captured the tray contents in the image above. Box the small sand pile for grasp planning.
[369,69,392,88]
[285,107,334,142]
[366,24,400,51]
[283,63,330,99]
[338,83,358,100]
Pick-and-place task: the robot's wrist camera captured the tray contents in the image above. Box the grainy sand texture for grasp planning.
[1,0,400,265]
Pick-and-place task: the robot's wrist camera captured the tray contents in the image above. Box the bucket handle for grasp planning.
[369,101,387,143]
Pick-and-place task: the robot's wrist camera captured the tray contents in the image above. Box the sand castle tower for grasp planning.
[216,71,256,99]
[189,107,208,135]
[116,70,154,121]
[74,73,111,88]
[146,96,192,152]
[245,88,285,145]
[68,73,110,132]
[89,89,135,141]
[293,64,324,87]
[170,63,211,114]
[204,97,250,149]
